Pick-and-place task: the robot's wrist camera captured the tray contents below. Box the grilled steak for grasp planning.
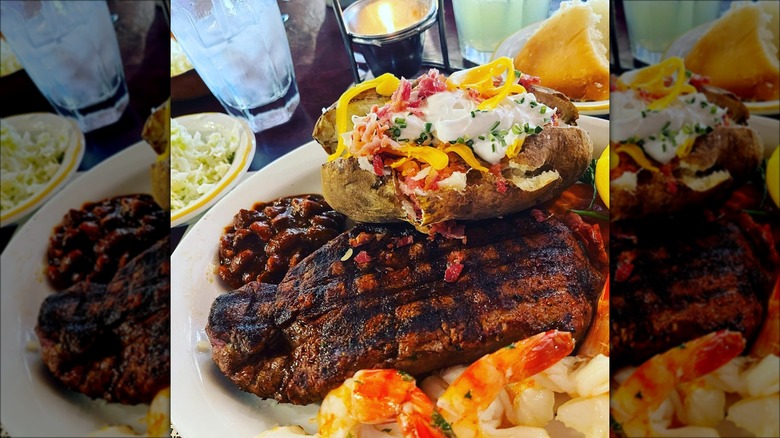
[36,237,170,405]
[610,213,778,367]
[207,210,606,405]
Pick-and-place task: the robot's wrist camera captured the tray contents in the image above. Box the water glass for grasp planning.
[452,0,552,65]
[0,1,129,133]
[171,0,300,133]
[624,0,721,65]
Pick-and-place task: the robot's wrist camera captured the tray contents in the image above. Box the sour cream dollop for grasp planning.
[612,91,727,164]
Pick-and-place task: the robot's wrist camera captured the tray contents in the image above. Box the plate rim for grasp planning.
[0,112,85,227]
[0,140,157,437]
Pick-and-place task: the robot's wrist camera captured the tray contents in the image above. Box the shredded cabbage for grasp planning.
[0,120,68,213]
[0,38,23,77]
[170,38,193,77]
[170,119,238,213]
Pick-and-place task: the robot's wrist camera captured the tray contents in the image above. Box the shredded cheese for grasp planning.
[615,144,660,172]
[446,57,523,111]
[505,136,525,159]
[444,144,488,172]
[676,137,696,159]
[330,73,400,162]
[388,145,449,171]
[617,57,696,111]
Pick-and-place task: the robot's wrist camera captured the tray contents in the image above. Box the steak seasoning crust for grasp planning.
[207,209,607,405]
[610,213,778,367]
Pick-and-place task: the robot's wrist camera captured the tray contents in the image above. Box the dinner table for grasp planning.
[0,0,170,255]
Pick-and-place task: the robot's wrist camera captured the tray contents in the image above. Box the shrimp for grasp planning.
[611,330,745,437]
[579,275,610,358]
[436,330,575,438]
[318,369,452,438]
[750,274,779,358]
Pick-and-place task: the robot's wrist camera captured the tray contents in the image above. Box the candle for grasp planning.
[342,0,437,78]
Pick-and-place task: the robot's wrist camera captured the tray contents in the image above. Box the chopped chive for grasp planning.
[424,122,432,132]
[470,111,476,118]
[520,97,525,104]
[529,101,538,108]
[478,135,485,140]
[540,106,547,114]
[395,117,405,124]
[489,120,500,131]
[534,126,543,134]
[700,101,708,108]
[466,139,474,147]
[492,143,496,152]
[710,106,717,114]
[511,124,522,135]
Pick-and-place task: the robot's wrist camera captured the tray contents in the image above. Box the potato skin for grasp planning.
[321,126,592,231]
[611,126,762,221]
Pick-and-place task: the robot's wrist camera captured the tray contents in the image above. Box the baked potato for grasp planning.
[141,99,170,210]
[312,60,593,233]
[610,58,763,221]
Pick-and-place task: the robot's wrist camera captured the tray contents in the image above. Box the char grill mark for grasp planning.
[207,211,606,405]
[36,237,170,405]
[610,214,777,367]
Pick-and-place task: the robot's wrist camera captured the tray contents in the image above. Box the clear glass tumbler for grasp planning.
[0,1,129,132]
[171,0,300,133]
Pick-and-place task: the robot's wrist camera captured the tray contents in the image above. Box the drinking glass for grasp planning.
[452,0,552,65]
[624,0,721,65]
[0,1,129,132]
[171,0,300,133]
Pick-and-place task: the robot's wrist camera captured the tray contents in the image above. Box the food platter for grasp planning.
[665,22,780,115]
[0,113,85,228]
[0,141,157,437]
[492,21,610,116]
[170,116,609,438]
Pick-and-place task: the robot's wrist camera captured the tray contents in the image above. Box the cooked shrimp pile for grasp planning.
[257,330,610,438]
[612,280,780,437]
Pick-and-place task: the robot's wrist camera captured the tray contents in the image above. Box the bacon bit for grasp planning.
[689,73,710,91]
[373,155,385,176]
[660,164,678,194]
[444,250,466,283]
[496,179,508,194]
[562,212,608,267]
[396,235,414,247]
[350,232,374,247]
[532,209,551,222]
[414,69,448,100]
[466,87,483,102]
[518,73,542,88]
[355,251,372,264]
[429,221,466,242]
[615,252,636,282]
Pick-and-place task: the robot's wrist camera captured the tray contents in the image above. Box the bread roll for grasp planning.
[685,2,779,101]
[513,1,609,102]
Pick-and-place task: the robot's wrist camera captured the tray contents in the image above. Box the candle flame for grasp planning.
[377,3,396,33]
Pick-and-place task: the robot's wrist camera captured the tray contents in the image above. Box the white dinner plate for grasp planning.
[0,141,157,437]
[665,22,780,116]
[170,116,609,438]
[492,21,610,116]
[1,113,85,228]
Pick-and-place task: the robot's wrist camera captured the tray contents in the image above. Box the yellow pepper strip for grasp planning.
[329,73,400,162]
[389,157,409,169]
[444,144,489,172]
[505,136,525,159]
[446,57,518,110]
[676,137,696,159]
[610,147,620,171]
[616,57,696,111]
[615,144,659,172]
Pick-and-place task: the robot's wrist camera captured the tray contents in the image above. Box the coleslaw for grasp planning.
[0,120,68,213]
[170,118,238,213]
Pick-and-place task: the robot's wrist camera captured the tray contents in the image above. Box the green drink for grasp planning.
[453,0,551,64]
[624,0,721,64]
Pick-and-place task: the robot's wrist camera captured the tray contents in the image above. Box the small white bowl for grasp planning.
[170,112,256,228]
[0,113,85,228]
